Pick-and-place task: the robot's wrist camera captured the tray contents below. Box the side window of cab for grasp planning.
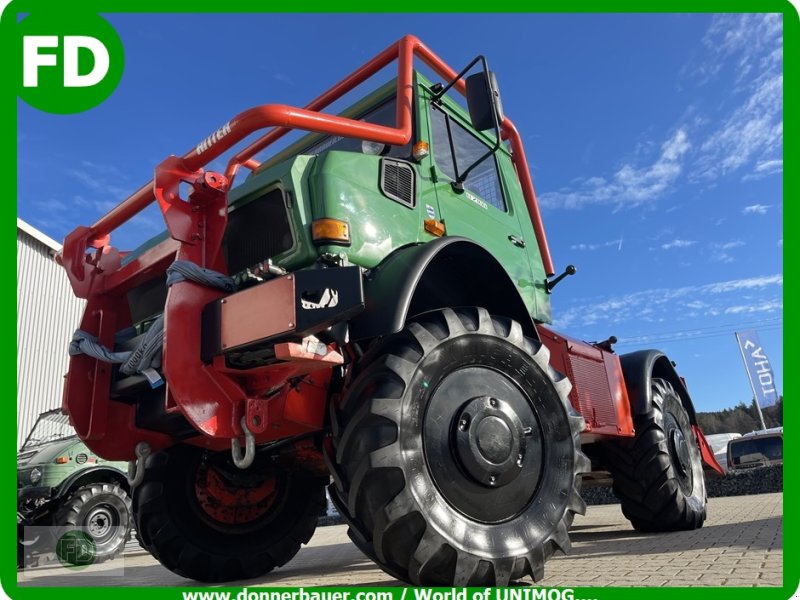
[429,104,506,211]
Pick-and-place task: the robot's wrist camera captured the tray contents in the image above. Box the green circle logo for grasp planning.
[16,13,124,114]
[56,530,97,569]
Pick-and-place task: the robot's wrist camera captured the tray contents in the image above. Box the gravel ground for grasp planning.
[582,465,783,506]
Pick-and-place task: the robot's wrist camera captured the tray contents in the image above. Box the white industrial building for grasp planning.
[17,219,85,448]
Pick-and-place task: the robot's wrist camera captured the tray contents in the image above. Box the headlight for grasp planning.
[29,468,42,484]
[361,140,387,155]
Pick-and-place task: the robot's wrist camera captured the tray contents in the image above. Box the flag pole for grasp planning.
[735,332,767,431]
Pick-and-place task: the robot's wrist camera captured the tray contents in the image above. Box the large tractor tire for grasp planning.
[133,444,326,582]
[328,307,588,586]
[604,378,706,531]
[55,483,132,563]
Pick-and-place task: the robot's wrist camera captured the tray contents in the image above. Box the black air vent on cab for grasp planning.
[380,158,415,207]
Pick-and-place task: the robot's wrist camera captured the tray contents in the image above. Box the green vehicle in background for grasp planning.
[17,409,132,567]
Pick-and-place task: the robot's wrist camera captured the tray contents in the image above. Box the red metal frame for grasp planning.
[59,35,556,460]
[693,425,726,475]
[537,326,635,440]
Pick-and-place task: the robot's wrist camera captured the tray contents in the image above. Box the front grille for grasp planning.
[224,188,293,274]
[17,467,33,487]
[380,158,415,207]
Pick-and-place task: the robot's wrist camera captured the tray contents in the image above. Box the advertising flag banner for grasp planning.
[735,329,779,408]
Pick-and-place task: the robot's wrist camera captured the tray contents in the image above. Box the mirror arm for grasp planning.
[444,113,462,185]
[431,54,504,193]
[453,56,503,191]
[432,55,484,102]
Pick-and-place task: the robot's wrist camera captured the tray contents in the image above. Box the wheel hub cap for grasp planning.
[669,428,691,477]
[87,507,113,539]
[454,396,527,487]
[423,366,545,523]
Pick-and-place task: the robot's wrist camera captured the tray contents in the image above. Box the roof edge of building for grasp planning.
[17,218,62,252]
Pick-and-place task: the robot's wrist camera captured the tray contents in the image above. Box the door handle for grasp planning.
[508,235,526,248]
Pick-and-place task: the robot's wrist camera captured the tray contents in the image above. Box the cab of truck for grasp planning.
[727,427,783,471]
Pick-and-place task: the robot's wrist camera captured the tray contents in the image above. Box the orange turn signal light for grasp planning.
[311,218,351,245]
[55,456,69,464]
[424,219,446,237]
[412,140,430,161]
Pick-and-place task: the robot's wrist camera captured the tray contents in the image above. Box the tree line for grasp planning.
[696,396,783,435]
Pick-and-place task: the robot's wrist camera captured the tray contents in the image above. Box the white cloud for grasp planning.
[709,239,745,263]
[552,273,782,330]
[754,159,783,173]
[724,300,783,315]
[540,129,690,210]
[67,165,132,200]
[272,72,295,86]
[80,160,128,179]
[571,238,623,251]
[742,204,771,215]
[693,73,782,180]
[742,159,783,182]
[661,239,697,250]
[691,14,783,84]
[690,15,783,181]
[534,15,782,211]
[704,274,782,294]
[715,240,745,251]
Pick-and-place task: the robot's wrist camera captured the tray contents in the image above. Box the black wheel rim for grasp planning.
[423,365,544,523]
[665,412,694,494]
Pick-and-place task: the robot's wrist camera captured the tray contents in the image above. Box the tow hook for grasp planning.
[231,416,255,469]
[127,442,152,488]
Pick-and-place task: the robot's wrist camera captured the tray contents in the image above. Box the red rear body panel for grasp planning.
[537,326,635,440]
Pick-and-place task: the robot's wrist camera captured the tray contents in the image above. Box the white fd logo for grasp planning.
[23,36,110,87]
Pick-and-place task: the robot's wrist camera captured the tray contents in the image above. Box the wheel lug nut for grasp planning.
[488,475,497,485]
[458,415,471,431]
[489,398,498,408]
[516,453,524,467]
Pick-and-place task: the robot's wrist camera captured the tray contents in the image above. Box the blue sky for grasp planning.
[17,13,783,413]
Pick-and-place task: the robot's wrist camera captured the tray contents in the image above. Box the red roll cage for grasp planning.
[60,34,554,299]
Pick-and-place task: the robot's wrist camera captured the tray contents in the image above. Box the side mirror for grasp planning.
[465,71,504,131]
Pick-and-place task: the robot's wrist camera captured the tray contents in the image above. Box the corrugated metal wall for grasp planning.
[17,226,85,449]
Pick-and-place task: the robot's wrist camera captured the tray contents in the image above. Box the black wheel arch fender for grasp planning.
[53,466,130,501]
[350,237,537,341]
[619,349,698,425]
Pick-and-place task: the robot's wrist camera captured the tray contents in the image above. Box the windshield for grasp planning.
[22,411,76,450]
[302,97,412,159]
[705,433,740,454]
[729,436,783,466]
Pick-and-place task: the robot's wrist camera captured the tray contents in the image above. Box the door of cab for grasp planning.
[422,96,537,303]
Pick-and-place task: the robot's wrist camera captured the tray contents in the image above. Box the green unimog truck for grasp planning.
[58,35,723,585]
[17,409,132,567]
